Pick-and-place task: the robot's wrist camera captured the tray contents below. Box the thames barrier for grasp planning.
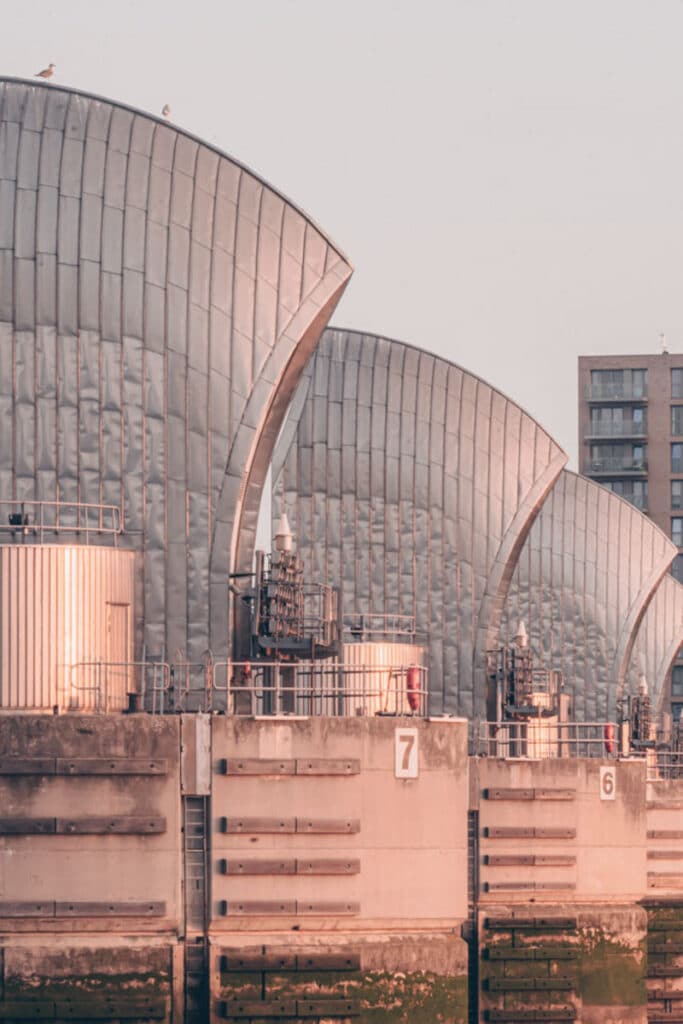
[1,76,683,1023]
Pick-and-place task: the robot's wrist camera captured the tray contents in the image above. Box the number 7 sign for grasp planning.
[395,728,419,778]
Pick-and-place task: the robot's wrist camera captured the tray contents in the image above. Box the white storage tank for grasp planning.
[0,545,135,713]
[342,640,426,715]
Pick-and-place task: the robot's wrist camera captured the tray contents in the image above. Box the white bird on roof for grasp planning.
[161,104,171,118]
[35,64,56,80]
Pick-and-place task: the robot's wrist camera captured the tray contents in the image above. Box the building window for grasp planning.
[590,368,647,400]
[672,667,683,697]
[673,368,683,399]
[674,481,683,509]
[673,407,683,435]
[673,554,683,583]
[591,407,620,434]
[591,370,623,399]
[589,444,647,472]
[590,406,647,436]
[673,518,683,547]
[632,369,647,398]
[673,703,683,722]
[605,479,648,510]
[674,444,683,473]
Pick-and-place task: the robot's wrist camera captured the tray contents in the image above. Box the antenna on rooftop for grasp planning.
[661,331,669,354]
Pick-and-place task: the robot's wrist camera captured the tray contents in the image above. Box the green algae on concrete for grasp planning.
[480,929,646,1011]
[355,972,467,1024]
[574,932,646,1007]
[646,904,683,932]
[221,968,468,1023]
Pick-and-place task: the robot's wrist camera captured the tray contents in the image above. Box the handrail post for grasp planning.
[274,663,280,715]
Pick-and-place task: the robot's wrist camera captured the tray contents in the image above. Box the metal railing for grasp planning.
[586,384,648,402]
[301,584,338,648]
[647,750,683,781]
[585,457,648,473]
[68,658,428,717]
[206,660,427,717]
[69,661,169,714]
[585,421,647,438]
[0,500,122,542]
[472,720,617,759]
[343,613,419,639]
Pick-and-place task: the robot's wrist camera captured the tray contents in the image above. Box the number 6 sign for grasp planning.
[600,765,616,800]
[395,728,419,778]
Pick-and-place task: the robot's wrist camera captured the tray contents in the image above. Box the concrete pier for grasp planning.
[2,714,682,1021]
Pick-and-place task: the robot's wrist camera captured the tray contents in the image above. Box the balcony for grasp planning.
[584,421,647,440]
[585,384,648,403]
[584,457,648,476]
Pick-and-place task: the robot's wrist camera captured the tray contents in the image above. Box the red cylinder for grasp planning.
[406,665,420,712]
[604,722,615,754]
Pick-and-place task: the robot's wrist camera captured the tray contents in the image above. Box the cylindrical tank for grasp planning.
[0,545,135,713]
[342,641,426,715]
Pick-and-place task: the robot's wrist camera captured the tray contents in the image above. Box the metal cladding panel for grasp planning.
[627,573,683,712]
[272,329,567,718]
[0,78,352,664]
[502,470,676,720]
[0,544,135,711]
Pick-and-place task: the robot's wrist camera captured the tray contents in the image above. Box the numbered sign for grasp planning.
[600,765,616,801]
[395,728,419,779]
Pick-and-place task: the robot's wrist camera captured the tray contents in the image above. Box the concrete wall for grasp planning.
[209,715,470,1023]
[0,714,183,1021]
[0,715,182,922]
[4,713,682,1023]
[474,757,648,1024]
[2,939,180,1021]
[479,904,647,1024]
[646,776,683,896]
[474,757,647,903]
[0,713,471,1023]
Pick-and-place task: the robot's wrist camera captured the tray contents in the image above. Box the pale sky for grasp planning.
[5,0,683,466]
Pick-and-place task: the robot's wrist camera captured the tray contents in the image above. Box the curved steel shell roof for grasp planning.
[502,470,676,720]
[0,79,352,660]
[627,573,683,713]
[272,327,567,717]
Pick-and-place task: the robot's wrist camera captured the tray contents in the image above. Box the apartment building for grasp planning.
[578,351,683,718]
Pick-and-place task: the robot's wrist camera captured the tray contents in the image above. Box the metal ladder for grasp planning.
[466,809,479,1024]
[183,796,209,1021]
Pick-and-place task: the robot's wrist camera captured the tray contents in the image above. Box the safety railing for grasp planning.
[66,659,428,717]
[585,384,648,402]
[584,421,647,438]
[0,499,122,542]
[197,660,427,717]
[647,750,683,781]
[343,613,422,640]
[301,584,338,648]
[472,720,618,759]
[585,457,648,473]
[69,661,170,714]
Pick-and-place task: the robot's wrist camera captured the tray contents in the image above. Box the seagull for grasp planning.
[35,64,56,80]
[161,104,171,119]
